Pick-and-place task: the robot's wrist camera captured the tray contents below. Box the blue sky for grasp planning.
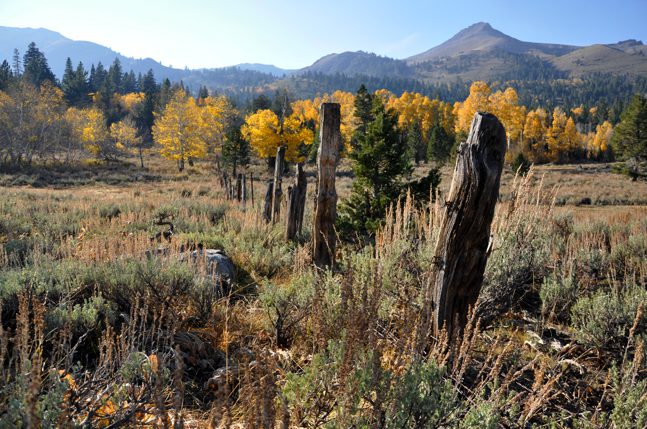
[1,0,646,69]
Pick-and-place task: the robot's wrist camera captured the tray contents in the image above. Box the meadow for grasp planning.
[0,155,645,428]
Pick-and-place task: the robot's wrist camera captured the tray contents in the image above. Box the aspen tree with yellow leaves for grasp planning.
[547,108,569,162]
[589,121,613,159]
[153,89,207,172]
[453,81,492,135]
[110,118,143,167]
[523,108,548,161]
[67,107,122,161]
[241,108,314,165]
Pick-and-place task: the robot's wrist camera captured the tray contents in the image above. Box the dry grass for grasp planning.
[0,157,646,427]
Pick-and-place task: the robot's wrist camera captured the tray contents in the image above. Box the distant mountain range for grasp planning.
[1,22,646,96]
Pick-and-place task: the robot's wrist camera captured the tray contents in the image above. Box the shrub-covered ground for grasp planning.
[0,159,645,428]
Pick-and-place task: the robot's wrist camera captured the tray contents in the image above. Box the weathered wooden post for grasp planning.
[271,146,286,223]
[242,173,247,206]
[286,163,307,241]
[313,103,340,268]
[250,173,255,204]
[263,180,273,223]
[223,173,230,200]
[430,112,506,340]
[236,173,242,201]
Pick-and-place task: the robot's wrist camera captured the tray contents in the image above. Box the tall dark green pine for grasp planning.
[73,62,89,106]
[12,48,21,76]
[407,122,426,164]
[159,78,172,109]
[61,58,77,103]
[107,58,123,94]
[427,123,454,165]
[339,97,412,237]
[351,84,374,150]
[251,94,271,112]
[198,85,209,101]
[611,94,647,161]
[122,71,138,93]
[22,42,56,87]
[0,60,12,90]
[140,70,158,141]
[91,62,107,92]
[222,117,250,176]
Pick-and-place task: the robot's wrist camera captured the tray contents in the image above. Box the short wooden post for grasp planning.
[271,146,286,223]
[250,173,255,204]
[242,173,247,206]
[313,103,340,268]
[430,112,506,340]
[286,162,307,241]
[263,180,273,223]
[223,173,230,200]
[236,173,242,201]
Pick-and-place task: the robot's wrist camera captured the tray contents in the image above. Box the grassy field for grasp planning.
[0,157,645,427]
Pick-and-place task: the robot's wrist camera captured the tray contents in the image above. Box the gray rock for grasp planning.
[183,249,236,296]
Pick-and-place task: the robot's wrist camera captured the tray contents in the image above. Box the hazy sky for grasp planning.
[1,0,646,69]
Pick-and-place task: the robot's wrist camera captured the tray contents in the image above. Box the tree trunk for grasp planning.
[313,103,340,268]
[242,173,247,206]
[236,173,242,201]
[430,112,507,340]
[139,147,145,168]
[271,146,286,223]
[250,173,255,203]
[286,163,307,241]
[263,180,273,223]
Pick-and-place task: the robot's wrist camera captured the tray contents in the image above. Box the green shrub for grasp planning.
[540,275,579,323]
[98,204,121,220]
[571,283,646,350]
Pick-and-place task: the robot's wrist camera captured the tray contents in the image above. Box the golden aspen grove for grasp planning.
[1,11,647,429]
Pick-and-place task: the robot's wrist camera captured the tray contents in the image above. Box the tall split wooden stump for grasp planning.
[313,103,340,268]
[286,163,307,241]
[431,112,506,339]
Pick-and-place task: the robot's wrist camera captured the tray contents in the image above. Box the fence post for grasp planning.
[430,112,506,340]
[313,103,340,268]
[271,146,286,223]
[286,162,307,240]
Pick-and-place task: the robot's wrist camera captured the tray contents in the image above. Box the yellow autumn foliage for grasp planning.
[241,108,313,162]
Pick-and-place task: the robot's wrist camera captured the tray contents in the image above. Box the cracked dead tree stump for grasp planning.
[313,103,340,268]
[431,112,506,340]
[286,162,307,241]
[271,146,286,223]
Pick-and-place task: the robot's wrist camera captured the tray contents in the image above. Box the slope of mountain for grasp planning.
[552,44,647,76]
[235,63,294,77]
[299,51,413,78]
[407,22,578,64]
[0,26,187,81]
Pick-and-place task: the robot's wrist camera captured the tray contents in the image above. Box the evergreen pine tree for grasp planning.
[351,84,373,149]
[122,70,138,93]
[0,60,12,90]
[222,117,250,176]
[12,48,21,77]
[159,78,172,109]
[73,62,89,106]
[22,42,56,86]
[140,70,158,141]
[427,123,454,165]
[407,122,426,164]
[611,94,647,161]
[339,97,411,237]
[198,85,209,101]
[107,58,123,94]
[88,64,97,92]
[62,58,77,103]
